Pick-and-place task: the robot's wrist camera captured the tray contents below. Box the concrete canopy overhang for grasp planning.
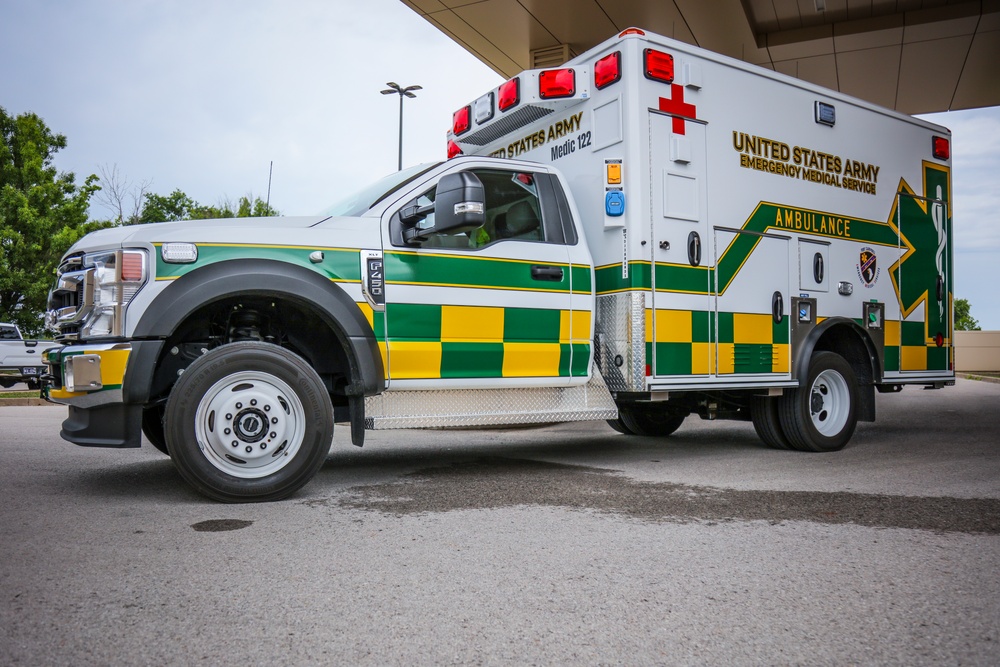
[401,0,1000,114]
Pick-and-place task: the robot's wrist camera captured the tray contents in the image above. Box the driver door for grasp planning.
[381,166,577,388]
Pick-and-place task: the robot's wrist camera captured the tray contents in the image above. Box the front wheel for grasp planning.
[164,342,334,502]
[779,351,858,452]
[142,405,169,456]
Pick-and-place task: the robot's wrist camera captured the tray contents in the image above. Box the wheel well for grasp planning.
[147,296,355,408]
[812,323,877,385]
[807,320,879,422]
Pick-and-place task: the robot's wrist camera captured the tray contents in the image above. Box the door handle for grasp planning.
[530,265,564,281]
[772,291,784,324]
[687,231,701,267]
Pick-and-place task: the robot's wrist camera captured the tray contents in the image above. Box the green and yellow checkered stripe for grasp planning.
[646,309,790,376]
[358,302,591,380]
[884,319,950,372]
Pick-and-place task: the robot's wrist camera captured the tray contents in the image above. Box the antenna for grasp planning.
[266,161,273,214]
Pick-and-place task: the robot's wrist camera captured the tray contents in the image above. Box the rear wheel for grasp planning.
[165,342,334,502]
[612,404,686,437]
[750,396,791,450]
[779,351,858,452]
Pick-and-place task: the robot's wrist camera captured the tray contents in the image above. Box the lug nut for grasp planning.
[245,446,252,454]
[250,399,257,406]
[270,432,276,439]
[226,413,233,420]
[224,428,231,435]
[271,417,278,424]
[236,402,243,409]
[231,440,238,447]
[264,405,270,412]
[260,443,267,450]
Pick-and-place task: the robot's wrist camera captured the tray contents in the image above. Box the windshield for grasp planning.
[319,162,440,217]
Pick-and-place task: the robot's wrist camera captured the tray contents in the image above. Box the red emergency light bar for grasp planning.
[453,105,471,136]
[932,136,950,160]
[539,68,575,99]
[644,48,674,84]
[594,51,621,89]
[498,77,520,112]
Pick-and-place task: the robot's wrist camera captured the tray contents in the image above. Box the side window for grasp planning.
[401,169,553,250]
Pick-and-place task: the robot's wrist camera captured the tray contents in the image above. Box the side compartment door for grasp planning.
[381,167,578,388]
[648,110,713,379]
[713,228,791,378]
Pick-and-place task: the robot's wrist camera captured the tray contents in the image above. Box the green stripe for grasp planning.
[386,251,580,293]
[599,202,901,297]
[154,244,361,282]
[595,262,652,293]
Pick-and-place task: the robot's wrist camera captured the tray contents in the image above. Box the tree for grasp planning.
[93,163,151,225]
[954,298,981,331]
[0,107,109,336]
[139,189,278,223]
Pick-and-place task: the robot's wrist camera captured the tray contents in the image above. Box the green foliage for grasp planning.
[138,190,278,224]
[954,298,980,331]
[0,107,109,336]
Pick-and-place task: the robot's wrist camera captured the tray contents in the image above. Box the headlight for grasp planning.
[80,249,148,338]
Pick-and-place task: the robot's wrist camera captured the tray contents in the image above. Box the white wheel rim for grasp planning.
[194,371,306,479]
[808,368,851,437]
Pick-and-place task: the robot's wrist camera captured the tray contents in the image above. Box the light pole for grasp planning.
[381,82,422,171]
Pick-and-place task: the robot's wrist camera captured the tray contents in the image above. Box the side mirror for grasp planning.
[431,172,485,233]
[402,171,486,245]
[400,204,434,228]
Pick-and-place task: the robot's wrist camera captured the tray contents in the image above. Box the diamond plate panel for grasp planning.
[364,369,617,430]
[594,292,647,392]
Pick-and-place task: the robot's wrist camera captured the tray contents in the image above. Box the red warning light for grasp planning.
[539,68,576,99]
[594,51,622,90]
[644,48,674,83]
[447,140,462,159]
[932,136,950,160]
[498,77,520,112]
[453,106,471,136]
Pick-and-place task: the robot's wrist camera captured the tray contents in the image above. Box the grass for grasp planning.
[0,390,41,398]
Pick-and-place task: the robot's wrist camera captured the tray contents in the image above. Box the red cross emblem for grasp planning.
[658,84,698,135]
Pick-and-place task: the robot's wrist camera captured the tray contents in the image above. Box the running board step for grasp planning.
[364,371,617,430]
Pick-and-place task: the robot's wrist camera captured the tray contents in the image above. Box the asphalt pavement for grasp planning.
[1,379,998,665]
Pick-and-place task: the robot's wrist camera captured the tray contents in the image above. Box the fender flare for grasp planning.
[127,258,384,403]
[793,316,882,386]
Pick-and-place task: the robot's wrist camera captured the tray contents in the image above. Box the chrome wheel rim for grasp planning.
[808,368,851,437]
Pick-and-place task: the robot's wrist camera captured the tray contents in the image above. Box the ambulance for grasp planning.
[42,28,953,502]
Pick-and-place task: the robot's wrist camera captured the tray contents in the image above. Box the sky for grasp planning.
[2,0,998,328]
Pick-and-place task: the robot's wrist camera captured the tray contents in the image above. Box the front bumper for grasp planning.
[43,343,142,448]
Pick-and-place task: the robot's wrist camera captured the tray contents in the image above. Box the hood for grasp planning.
[67,215,342,252]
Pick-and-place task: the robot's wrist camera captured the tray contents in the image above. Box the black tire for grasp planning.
[606,418,631,434]
[141,405,170,456]
[0,378,17,389]
[164,342,334,502]
[615,404,686,437]
[750,396,792,450]
[779,351,858,452]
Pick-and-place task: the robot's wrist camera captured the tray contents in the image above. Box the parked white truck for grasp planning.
[42,29,953,501]
[1,323,57,390]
